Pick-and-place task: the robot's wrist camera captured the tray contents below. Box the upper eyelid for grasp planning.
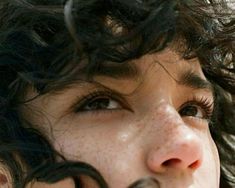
[186,90,214,105]
[184,96,214,108]
[70,88,131,113]
[75,91,117,109]
[178,97,214,119]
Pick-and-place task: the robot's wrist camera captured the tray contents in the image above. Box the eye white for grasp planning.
[193,105,204,118]
[83,98,121,111]
[107,99,120,109]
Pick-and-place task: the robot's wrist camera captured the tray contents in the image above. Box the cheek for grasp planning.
[52,112,140,159]
[209,133,220,183]
[207,130,220,170]
[200,130,220,186]
[51,117,146,187]
[52,117,134,166]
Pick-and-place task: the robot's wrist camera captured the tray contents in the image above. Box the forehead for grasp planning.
[132,48,204,77]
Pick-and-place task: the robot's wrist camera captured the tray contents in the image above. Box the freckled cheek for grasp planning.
[52,119,139,161]
[54,133,140,187]
[51,119,144,186]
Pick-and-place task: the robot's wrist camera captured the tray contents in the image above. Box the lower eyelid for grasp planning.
[182,116,211,127]
[74,108,127,120]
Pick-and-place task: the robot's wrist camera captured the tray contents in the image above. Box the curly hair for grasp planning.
[0,0,234,187]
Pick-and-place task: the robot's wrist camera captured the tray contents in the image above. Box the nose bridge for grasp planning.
[141,102,184,144]
[147,102,183,132]
[144,102,203,173]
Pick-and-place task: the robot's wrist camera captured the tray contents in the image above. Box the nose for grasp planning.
[146,105,203,173]
[147,133,203,173]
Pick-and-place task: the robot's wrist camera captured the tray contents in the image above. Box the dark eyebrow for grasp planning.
[102,63,213,92]
[178,70,213,92]
[44,63,140,95]
[48,62,214,96]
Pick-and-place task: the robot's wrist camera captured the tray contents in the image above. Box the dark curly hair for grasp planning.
[0,0,234,187]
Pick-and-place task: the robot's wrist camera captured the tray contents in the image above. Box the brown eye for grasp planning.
[179,105,204,118]
[78,97,121,111]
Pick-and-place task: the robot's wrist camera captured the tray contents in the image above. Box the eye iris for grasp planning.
[86,98,110,110]
[180,105,199,117]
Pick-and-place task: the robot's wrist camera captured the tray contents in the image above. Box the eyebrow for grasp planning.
[91,62,213,91]
[45,63,140,95]
[84,63,214,95]
[49,62,214,95]
[178,70,213,92]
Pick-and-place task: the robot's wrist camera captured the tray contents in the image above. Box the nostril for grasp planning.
[162,158,182,167]
[162,158,201,170]
[146,132,203,172]
[189,160,201,170]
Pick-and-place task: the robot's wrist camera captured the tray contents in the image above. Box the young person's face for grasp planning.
[23,48,220,188]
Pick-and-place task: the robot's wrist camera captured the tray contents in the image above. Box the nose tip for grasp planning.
[147,134,203,173]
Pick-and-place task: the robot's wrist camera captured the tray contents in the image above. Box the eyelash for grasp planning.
[74,90,128,113]
[73,90,214,121]
[179,96,214,120]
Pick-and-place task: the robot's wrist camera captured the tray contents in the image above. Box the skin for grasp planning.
[21,48,220,188]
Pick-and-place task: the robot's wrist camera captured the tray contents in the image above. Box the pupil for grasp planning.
[180,106,198,116]
[87,98,110,110]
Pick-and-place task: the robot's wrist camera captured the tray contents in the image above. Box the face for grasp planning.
[22,48,220,188]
